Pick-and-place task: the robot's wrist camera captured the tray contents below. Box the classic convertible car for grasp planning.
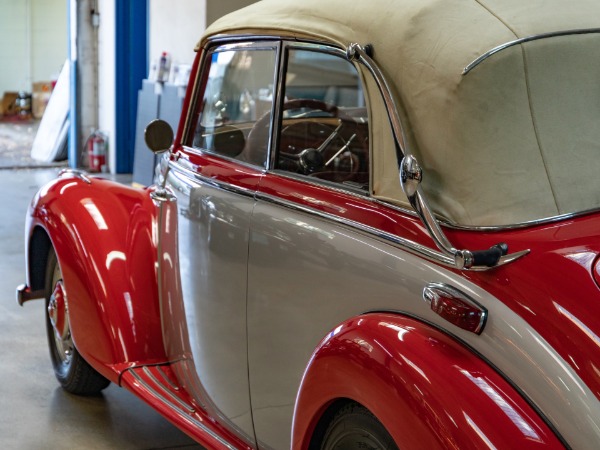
[16,0,600,448]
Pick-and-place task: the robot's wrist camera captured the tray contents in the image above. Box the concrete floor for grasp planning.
[0,168,203,449]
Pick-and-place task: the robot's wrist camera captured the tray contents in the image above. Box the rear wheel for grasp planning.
[45,247,110,395]
[320,403,399,450]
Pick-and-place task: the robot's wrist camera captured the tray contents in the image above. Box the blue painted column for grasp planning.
[115,0,148,173]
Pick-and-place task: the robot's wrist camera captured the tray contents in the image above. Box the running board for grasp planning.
[121,364,251,450]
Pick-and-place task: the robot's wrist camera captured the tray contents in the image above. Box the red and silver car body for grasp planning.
[17,0,600,448]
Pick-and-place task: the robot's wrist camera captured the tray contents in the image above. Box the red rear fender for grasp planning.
[293,313,565,449]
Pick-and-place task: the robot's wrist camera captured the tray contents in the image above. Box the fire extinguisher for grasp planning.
[87,130,107,172]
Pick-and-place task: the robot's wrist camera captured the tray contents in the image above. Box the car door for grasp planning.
[247,42,378,448]
[162,41,279,446]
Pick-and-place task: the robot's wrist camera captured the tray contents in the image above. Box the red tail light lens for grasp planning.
[423,283,487,334]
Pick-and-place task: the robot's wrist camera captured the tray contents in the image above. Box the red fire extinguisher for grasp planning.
[87,130,107,172]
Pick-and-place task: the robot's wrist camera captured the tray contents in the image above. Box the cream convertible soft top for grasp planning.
[201,0,600,227]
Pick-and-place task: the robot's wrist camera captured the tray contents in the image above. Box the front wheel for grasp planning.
[320,403,399,450]
[45,247,110,395]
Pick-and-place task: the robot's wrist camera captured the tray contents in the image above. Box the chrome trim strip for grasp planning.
[441,207,600,231]
[269,168,368,196]
[170,152,453,267]
[128,368,237,450]
[168,159,257,200]
[156,366,180,391]
[379,197,600,231]
[256,190,528,271]
[58,168,92,184]
[463,28,600,75]
[256,190,453,268]
[141,366,195,413]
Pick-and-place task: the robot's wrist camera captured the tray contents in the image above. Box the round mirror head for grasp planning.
[144,119,174,153]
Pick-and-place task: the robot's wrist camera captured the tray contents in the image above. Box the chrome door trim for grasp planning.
[255,190,456,268]
[168,156,526,271]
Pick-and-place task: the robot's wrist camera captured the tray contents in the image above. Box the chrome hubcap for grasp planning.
[48,280,73,365]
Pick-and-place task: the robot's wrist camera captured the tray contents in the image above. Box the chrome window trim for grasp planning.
[270,41,369,181]
[181,38,282,152]
[347,44,530,268]
[268,169,369,196]
[463,28,600,75]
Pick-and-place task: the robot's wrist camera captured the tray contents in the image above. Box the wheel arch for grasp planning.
[26,175,167,382]
[292,312,566,450]
[27,225,52,292]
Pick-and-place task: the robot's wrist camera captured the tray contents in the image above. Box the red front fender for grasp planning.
[293,313,565,449]
[26,173,166,382]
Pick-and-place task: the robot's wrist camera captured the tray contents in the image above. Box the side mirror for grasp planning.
[145,119,174,153]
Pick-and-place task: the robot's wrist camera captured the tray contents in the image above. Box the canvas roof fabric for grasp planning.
[199,0,600,226]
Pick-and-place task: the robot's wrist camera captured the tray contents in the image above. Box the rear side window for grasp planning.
[192,47,277,166]
[275,48,369,190]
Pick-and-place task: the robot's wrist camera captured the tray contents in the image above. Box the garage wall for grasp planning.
[149,0,206,68]
[0,0,67,93]
[148,0,258,70]
[31,0,67,83]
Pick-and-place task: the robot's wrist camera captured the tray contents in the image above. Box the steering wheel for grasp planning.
[242,98,359,169]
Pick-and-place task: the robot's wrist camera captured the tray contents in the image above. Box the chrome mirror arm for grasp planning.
[401,155,528,270]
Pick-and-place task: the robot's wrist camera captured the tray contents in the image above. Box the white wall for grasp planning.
[149,0,206,71]
[147,0,258,72]
[97,0,116,172]
[0,0,66,93]
[31,0,67,82]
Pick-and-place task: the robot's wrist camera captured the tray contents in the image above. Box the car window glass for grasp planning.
[192,48,276,166]
[276,49,369,190]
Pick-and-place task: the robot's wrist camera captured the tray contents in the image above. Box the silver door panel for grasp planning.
[165,166,255,442]
[247,198,600,449]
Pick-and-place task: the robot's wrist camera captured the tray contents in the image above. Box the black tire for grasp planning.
[45,247,110,395]
[321,403,399,450]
